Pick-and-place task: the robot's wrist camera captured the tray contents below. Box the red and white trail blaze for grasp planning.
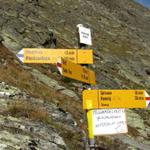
[145,91,150,108]
[56,59,62,74]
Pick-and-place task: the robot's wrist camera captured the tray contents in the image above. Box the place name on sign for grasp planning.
[83,90,146,109]
[25,50,43,54]
[100,91,112,95]
[25,56,50,61]
[98,90,145,108]
[23,49,77,63]
[99,90,112,107]
[17,48,93,64]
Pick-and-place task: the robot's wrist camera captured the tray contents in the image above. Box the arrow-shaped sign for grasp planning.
[16,48,93,64]
[57,58,96,85]
[83,90,148,109]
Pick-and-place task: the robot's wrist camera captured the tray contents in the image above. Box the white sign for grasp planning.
[79,26,92,45]
[92,109,128,135]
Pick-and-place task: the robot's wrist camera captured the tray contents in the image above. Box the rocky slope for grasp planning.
[0,0,150,150]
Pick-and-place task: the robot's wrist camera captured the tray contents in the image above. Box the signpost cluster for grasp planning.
[16,25,150,150]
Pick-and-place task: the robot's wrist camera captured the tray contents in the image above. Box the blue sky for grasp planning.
[135,0,150,9]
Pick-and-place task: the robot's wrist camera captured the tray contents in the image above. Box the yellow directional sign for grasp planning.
[60,58,96,85]
[87,110,94,139]
[19,48,93,64]
[83,90,146,109]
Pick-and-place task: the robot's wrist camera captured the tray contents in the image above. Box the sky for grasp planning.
[135,0,150,9]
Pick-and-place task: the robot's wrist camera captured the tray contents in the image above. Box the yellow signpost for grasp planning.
[60,58,96,85]
[20,48,93,64]
[83,90,146,109]
[87,110,94,139]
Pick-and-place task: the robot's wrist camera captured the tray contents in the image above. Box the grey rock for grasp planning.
[0,115,68,150]
[0,82,21,97]
[31,69,79,100]
[60,89,79,100]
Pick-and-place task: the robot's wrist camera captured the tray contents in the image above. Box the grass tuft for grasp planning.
[7,100,49,123]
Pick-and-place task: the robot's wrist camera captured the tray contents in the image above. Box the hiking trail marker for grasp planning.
[16,48,93,64]
[87,109,128,137]
[57,58,96,85]
[83,90,147,109]
[145,91,150,109]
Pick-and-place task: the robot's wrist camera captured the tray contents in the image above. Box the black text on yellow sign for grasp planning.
[22,48,93,64]
[61,58,96,85]
[82,90,146,109]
